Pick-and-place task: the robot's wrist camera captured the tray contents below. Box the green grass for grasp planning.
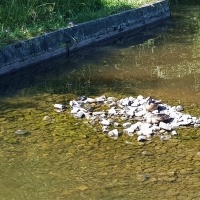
[0,0,156,47]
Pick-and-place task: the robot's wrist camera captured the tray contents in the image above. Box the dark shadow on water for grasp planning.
[2,1,199,99]
[0,22,173,98]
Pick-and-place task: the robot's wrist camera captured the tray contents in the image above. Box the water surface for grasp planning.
[1,4,200,200]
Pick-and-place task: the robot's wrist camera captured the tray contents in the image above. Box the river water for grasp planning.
[0,4,200,200]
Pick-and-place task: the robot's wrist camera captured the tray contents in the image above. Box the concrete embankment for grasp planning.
[0,0,170,76]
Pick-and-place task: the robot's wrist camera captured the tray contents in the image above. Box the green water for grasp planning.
[1,4,200,200]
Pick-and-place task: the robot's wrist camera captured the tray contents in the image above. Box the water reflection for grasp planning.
[1,5,200,101]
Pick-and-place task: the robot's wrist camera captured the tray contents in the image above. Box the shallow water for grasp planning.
[1,4,200,200]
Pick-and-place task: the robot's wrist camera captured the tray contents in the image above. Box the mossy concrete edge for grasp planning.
[0,0,170,76]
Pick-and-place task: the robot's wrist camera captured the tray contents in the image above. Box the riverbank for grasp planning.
[0,0,158,48]
[0,0,170,77]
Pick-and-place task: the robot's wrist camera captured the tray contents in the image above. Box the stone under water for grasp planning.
[67,95,200,142]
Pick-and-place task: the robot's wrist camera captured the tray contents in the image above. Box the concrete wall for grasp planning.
[0,0,170,76]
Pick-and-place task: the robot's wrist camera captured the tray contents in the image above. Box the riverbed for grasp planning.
[0,4,200,200]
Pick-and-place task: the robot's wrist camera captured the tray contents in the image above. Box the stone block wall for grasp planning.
[0,0,170,76]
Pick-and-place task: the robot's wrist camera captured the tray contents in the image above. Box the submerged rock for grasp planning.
[123,122,132,128]
[176,105,184,112]
[100,119,111,126]
[54,103,66,110]
[197,152,200,156]
[43,116,51,121]
[171,130,178,136]
[15,130,28,135]
[68,95,199,143]
[137,135,147,142]
[53,104,66,112]
[102,126,109,133]
[108,129,119,139]
[159,122,172,131]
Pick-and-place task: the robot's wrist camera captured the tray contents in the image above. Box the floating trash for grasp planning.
[68,95,200,142]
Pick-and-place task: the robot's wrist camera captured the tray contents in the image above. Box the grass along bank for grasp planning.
[0,0,157,48]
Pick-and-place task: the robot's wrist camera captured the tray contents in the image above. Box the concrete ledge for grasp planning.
[0,0,170,76]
